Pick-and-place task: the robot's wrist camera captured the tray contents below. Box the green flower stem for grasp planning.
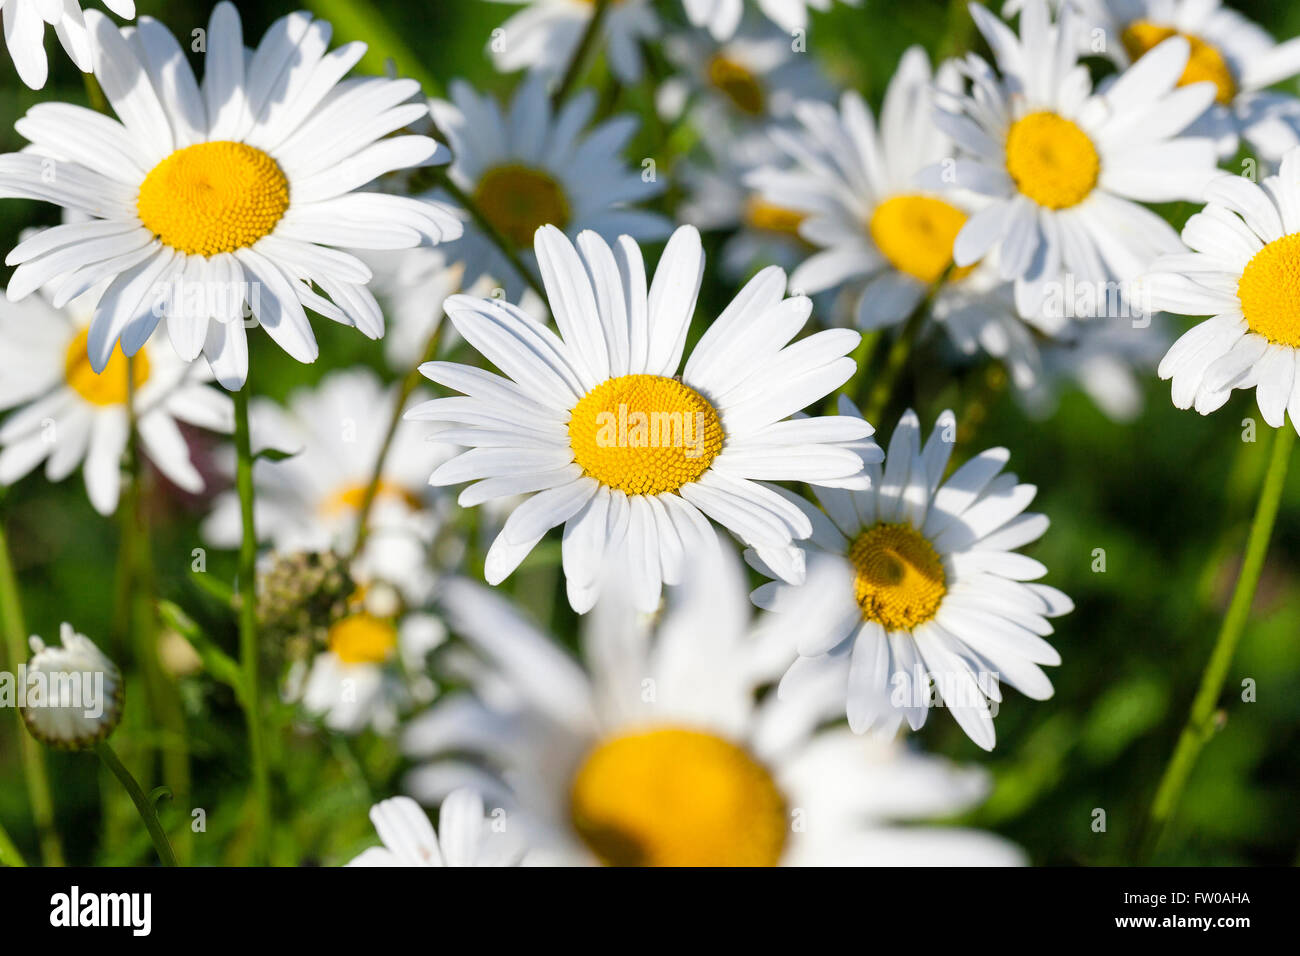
[1141,424,1295,860]
[302,0,442,96]
[353,321,447,560]
[95,741,177,867]
[860,305,926,424]
[233,385,271,865]
[0,817,25,867]
[433,170,547,299]
[0,521,64,866]
[553,0,612,108]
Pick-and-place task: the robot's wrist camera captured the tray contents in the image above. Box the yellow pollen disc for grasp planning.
[707,54,766,116]
[63,327,151,406]
[1237,233,1300,348]
[1004,111,1100,210]
[849,522,947,630]
[136,141,290,256]
[473,164,572,248]
[869,194,976,283]
[568,374,724,496]
[1121,21,1237,106]
[321,480,424,516]
[327,613,398,666]
[744,196,807,237]
[569,726,788,867]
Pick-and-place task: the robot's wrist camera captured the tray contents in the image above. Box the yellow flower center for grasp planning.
[1121,21,1237,106]
[1004,111,1100,210]
[568,374,724,496]
[743,196,807,238]
[849,522,947,631]
[1237,233,1300,348]
[869,194,975,284]
[320,480,424,517]
[136,141,290,256]
[327,613,398,666]
[63,327,151,406]
[707,54,766,116]
[472,164,572,249]
[569,726,788,867]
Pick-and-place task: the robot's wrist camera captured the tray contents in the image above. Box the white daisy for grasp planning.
[0,278,232,515]
[427,76,670,300]
[926,0,1219,320]
[1147,152,1300,433]
[201,368,454,603]
[683,0,861,41]
[20,623,123,751]
[486,0,658,84]
[0,3,461,390]
[1073,0,1300,162]
[348,791,525,867]
[409,223,879,613]
[402,536,1024,866]
[756,403,1071,751]
[0,0,133,89]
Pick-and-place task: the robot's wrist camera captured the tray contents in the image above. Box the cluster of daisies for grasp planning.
[2,0,1298,867]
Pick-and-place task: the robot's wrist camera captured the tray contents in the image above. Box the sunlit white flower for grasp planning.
[0,278,232,515]
[348,791,525,867]
[756,404,1071,751]
[0,0,133,89]
[403,538,1024,866]
[20,623,123,750]
[1147,152,1300,434]
[486,0,658,84]
[1073,0,1300,161]
[0,3,461,389]
[202,368,454,602]
[427,77,670,300]
[683,0,861,41]
[410,224,878,613]
[927,0,1219,320]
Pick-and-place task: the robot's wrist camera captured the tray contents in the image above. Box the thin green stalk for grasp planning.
[302,0,442,95]
[352,321,447,559]
[95,741,177,867]
[0,522,64,866]
[1140,424,1295,861]
[860,305,926,423]
[832,331,881,410]
[233,385,271,865]
[552,0,612,108]
[434,170,547,299]
[0,817,25,867]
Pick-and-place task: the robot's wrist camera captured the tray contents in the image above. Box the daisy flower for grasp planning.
[20,623,123,751]
[348,791,525,867]
[927,0,1219,320]
[486,0,658,84]
[1074,0,1300,161]
[427,76,670,300]
[202,368,454,602]
[409,223,878,613]
[756,403,1071,751]
[684,0,861,41]
[0,277,232,515]
[0,3,461,390]
[0,0,133,89]
[1147,152,1300,433]
[402,537,1024,866]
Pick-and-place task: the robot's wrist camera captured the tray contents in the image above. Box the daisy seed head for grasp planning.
[849,522,948,630]
[1004,111,1100,210]
[255,550,357,653]
[1236,233,1300,349]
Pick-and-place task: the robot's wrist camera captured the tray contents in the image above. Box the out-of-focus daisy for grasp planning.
[403,537,1024,866]
[410,224,877,613]
[0,3,461,389]
[927,1,1218,320]
[0,0,133,89]
[20,623,123,750]
[1074,0,1300,161]
[427,77,670,300]
[202,369,454,601]
[348,791,524,867]
[757,402,1071,751]
[683,0,861,41]
[486,0,658,84]
[0,280,232,515]
[1147,154,1300,433]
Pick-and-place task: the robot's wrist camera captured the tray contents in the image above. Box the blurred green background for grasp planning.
[1,0,1298,866]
